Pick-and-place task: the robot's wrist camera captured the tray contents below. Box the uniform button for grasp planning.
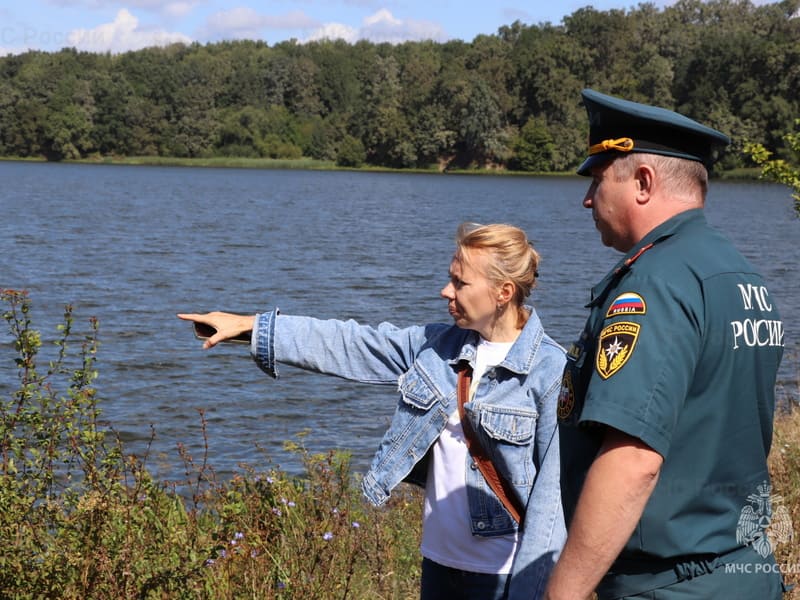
[470,461,478,470]
[487,369,496,379]
[476,521,487,530]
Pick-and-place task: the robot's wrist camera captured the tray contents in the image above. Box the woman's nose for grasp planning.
[441,283,454,299]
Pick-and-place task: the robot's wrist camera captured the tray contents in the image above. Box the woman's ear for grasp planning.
[497,281,515,306]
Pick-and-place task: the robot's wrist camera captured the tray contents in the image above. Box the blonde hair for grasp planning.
[455,222,540,327]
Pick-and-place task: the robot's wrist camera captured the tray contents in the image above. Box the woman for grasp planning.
[178,222,566,599]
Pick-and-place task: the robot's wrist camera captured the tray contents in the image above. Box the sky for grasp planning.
[0,0,684,56]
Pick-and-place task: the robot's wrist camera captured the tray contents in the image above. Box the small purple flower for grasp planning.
[287,500,296,507]
[272,507,282,517]
[266,476,275,484]
[322,532,334,541]
[205,559,215,567]
[278,582,286,590]
[351,521,360,529]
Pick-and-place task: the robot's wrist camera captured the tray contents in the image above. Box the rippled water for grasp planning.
[1,162,797,478]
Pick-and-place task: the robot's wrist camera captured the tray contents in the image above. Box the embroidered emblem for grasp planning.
[557,370,575,420]
[596,321,640,379]
[737,480,794,558]
[606,292,646,317]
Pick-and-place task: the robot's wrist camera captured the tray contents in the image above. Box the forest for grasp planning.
[0,0,798,172]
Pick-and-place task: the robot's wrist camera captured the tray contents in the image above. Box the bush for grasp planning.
[336,136,366,168]
[0,290,422,599]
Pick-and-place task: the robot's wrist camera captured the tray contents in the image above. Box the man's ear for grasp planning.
[634,163,655,205]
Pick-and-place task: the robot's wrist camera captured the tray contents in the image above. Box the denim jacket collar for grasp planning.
[450,305,544,376]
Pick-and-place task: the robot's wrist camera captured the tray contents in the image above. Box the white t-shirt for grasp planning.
[419,338,519,574]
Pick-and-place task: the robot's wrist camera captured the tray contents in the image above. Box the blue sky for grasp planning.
[0,0,675,55]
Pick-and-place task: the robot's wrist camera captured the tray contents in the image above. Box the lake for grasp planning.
[1,161,797,479]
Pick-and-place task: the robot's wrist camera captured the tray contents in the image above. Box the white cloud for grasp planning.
[46,0,202,20]
[305,22,359,43]
[162,3,195,19]
[203,8,319,41]
[358,9,445,43]
[307,9,446,43]
[364,8,401,28]
[67,9,191,53]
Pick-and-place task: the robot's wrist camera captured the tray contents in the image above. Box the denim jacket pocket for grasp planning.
[478,405,538,444]
[475,405,538,487]
[397,366,446,411]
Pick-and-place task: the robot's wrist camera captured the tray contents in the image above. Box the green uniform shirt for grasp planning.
[558,209,784,563]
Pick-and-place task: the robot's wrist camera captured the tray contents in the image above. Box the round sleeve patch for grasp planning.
[606,292,647,317]
[596,321,640,379]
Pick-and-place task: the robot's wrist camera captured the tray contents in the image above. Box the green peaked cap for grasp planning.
[577,89,731,176]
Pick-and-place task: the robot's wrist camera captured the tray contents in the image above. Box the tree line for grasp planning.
[0,0,798,172]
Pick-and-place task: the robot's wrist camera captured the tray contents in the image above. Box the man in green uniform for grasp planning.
[544,90,786,599]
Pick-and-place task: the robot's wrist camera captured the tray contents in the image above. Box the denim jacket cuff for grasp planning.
[252,309,279,378]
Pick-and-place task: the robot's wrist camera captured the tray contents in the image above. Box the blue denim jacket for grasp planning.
[251,307,566,599]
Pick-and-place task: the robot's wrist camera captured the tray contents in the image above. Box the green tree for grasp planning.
[511,116,555,172]
[456,78,506,166]
[745,119,800,216]
[360,54,415,167]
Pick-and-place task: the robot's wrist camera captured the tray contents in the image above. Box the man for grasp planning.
[544,89,786,599]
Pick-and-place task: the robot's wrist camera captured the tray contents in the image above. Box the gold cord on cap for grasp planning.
[589,137,635,155]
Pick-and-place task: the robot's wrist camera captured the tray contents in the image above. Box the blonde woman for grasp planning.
[179,222,566,599]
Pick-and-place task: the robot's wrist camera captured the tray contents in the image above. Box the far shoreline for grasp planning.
[0,154,765,180]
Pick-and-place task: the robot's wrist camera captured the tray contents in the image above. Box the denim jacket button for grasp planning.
[476,521,487,530]
[470,461,478,470]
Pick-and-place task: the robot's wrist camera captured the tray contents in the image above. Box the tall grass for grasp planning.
[0,290,421,599]
[1,289,797,598]
[769,399,800,598]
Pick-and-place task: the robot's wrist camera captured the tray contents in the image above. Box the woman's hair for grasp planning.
[455,222,540,326]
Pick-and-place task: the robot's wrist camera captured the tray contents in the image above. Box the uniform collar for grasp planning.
[589,208,706,306]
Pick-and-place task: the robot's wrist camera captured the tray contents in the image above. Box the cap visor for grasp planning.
[576,154,612,176]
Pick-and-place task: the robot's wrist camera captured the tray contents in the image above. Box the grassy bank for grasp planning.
[4,153,765,179]
[2,289,797,598]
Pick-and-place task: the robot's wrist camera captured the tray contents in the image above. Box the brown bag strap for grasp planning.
[457,366,526,524]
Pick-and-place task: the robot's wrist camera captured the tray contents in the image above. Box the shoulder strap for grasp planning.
[457,366,526,524]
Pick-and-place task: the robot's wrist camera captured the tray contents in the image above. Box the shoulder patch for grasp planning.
[596,321,640,379]
[606,292,646,317]
[557,369,575,421]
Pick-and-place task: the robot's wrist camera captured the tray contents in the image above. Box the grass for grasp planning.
[1,289,797,598]
[769,402,800,597]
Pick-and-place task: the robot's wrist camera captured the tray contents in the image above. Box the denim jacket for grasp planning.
[251,307,566,599]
